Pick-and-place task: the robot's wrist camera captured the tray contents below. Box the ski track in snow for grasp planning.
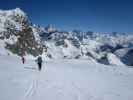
[0,56,133,100]
[23,66,40,99]
[24,78,37,99]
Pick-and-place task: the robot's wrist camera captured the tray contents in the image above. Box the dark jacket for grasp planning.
[37,56,42,64]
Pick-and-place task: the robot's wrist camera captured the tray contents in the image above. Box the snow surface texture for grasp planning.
[0,55,133,100]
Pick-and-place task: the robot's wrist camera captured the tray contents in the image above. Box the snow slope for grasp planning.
[0,55,133,100]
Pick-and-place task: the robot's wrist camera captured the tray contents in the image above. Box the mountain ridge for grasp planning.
[0,8,133,66]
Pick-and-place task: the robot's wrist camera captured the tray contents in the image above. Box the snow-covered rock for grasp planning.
[115,48,133,66]
[0,8,43,56]
[107,53,125,66]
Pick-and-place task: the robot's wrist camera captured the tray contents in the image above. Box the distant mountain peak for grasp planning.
[45,24,57,33]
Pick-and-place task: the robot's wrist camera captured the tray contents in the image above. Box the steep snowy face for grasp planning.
[0,8,43,56]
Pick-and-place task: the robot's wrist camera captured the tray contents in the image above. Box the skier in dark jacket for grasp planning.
[36,56,43,71]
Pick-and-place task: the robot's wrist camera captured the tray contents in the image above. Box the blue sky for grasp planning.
[0,0,133,33]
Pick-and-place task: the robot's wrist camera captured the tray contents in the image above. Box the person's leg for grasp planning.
[38,63,41,71]
[40,63,42,70]
[38,63,40,70]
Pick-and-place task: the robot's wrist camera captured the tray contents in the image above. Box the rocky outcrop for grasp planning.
[0,8,43,56]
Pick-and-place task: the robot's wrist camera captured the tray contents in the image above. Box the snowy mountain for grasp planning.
[0,8,43,57]
[40,30,133,66]
[0,8,133,100]
[0,8,133,66]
